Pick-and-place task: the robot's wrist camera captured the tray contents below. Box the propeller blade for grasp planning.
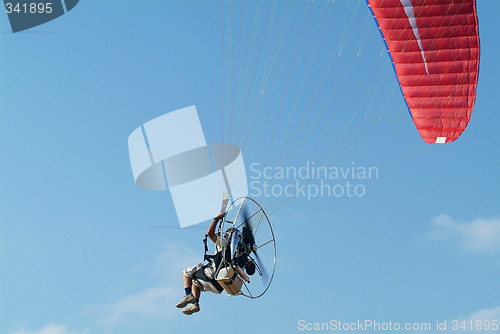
[241,206,255,246]
[251,251,268,281]
[241,206,268,281]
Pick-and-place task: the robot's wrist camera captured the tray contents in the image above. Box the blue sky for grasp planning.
[1,1,499,334]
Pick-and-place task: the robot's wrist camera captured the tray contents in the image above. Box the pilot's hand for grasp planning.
[215,212,225,220]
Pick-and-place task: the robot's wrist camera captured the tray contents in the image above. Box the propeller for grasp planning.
[240,205,268,281]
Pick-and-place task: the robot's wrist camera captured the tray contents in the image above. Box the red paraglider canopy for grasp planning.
[367,0,480,144]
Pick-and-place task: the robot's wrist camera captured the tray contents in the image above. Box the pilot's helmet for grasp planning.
[223,227,235,239]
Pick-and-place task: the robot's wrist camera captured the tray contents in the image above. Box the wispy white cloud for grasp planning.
[453,305,500,333]
[463,305,500,321]
[8,324,87,334]
[99,286,177,326]
[149,242,202,283]
[427,215,500,253]
[96,242,201,326]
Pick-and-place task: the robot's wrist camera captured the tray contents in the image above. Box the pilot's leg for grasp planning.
[182,282,201,315]
[182,272,192,289]
[176,265,200,308]
[192,283,201,300]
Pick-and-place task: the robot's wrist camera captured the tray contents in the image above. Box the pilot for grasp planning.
[176,212,255,315]
[175,212,224,315]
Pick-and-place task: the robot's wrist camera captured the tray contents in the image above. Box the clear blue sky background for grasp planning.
[1,1,499,334]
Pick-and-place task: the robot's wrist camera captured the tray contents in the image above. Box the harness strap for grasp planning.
[224,270,239,286]
[193,265,224,293]
[203,234,209,252]
[203,234,210,264]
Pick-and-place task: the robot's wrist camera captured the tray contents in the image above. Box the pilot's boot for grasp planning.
[182,303,200,315]
[175,294,196,308]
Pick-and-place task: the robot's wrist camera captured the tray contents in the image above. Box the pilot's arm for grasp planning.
[207,212,225,243]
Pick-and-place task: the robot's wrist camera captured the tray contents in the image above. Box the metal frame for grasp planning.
[216,197,276,299]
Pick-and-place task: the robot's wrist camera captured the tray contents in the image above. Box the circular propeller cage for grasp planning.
[217,197,276,298]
